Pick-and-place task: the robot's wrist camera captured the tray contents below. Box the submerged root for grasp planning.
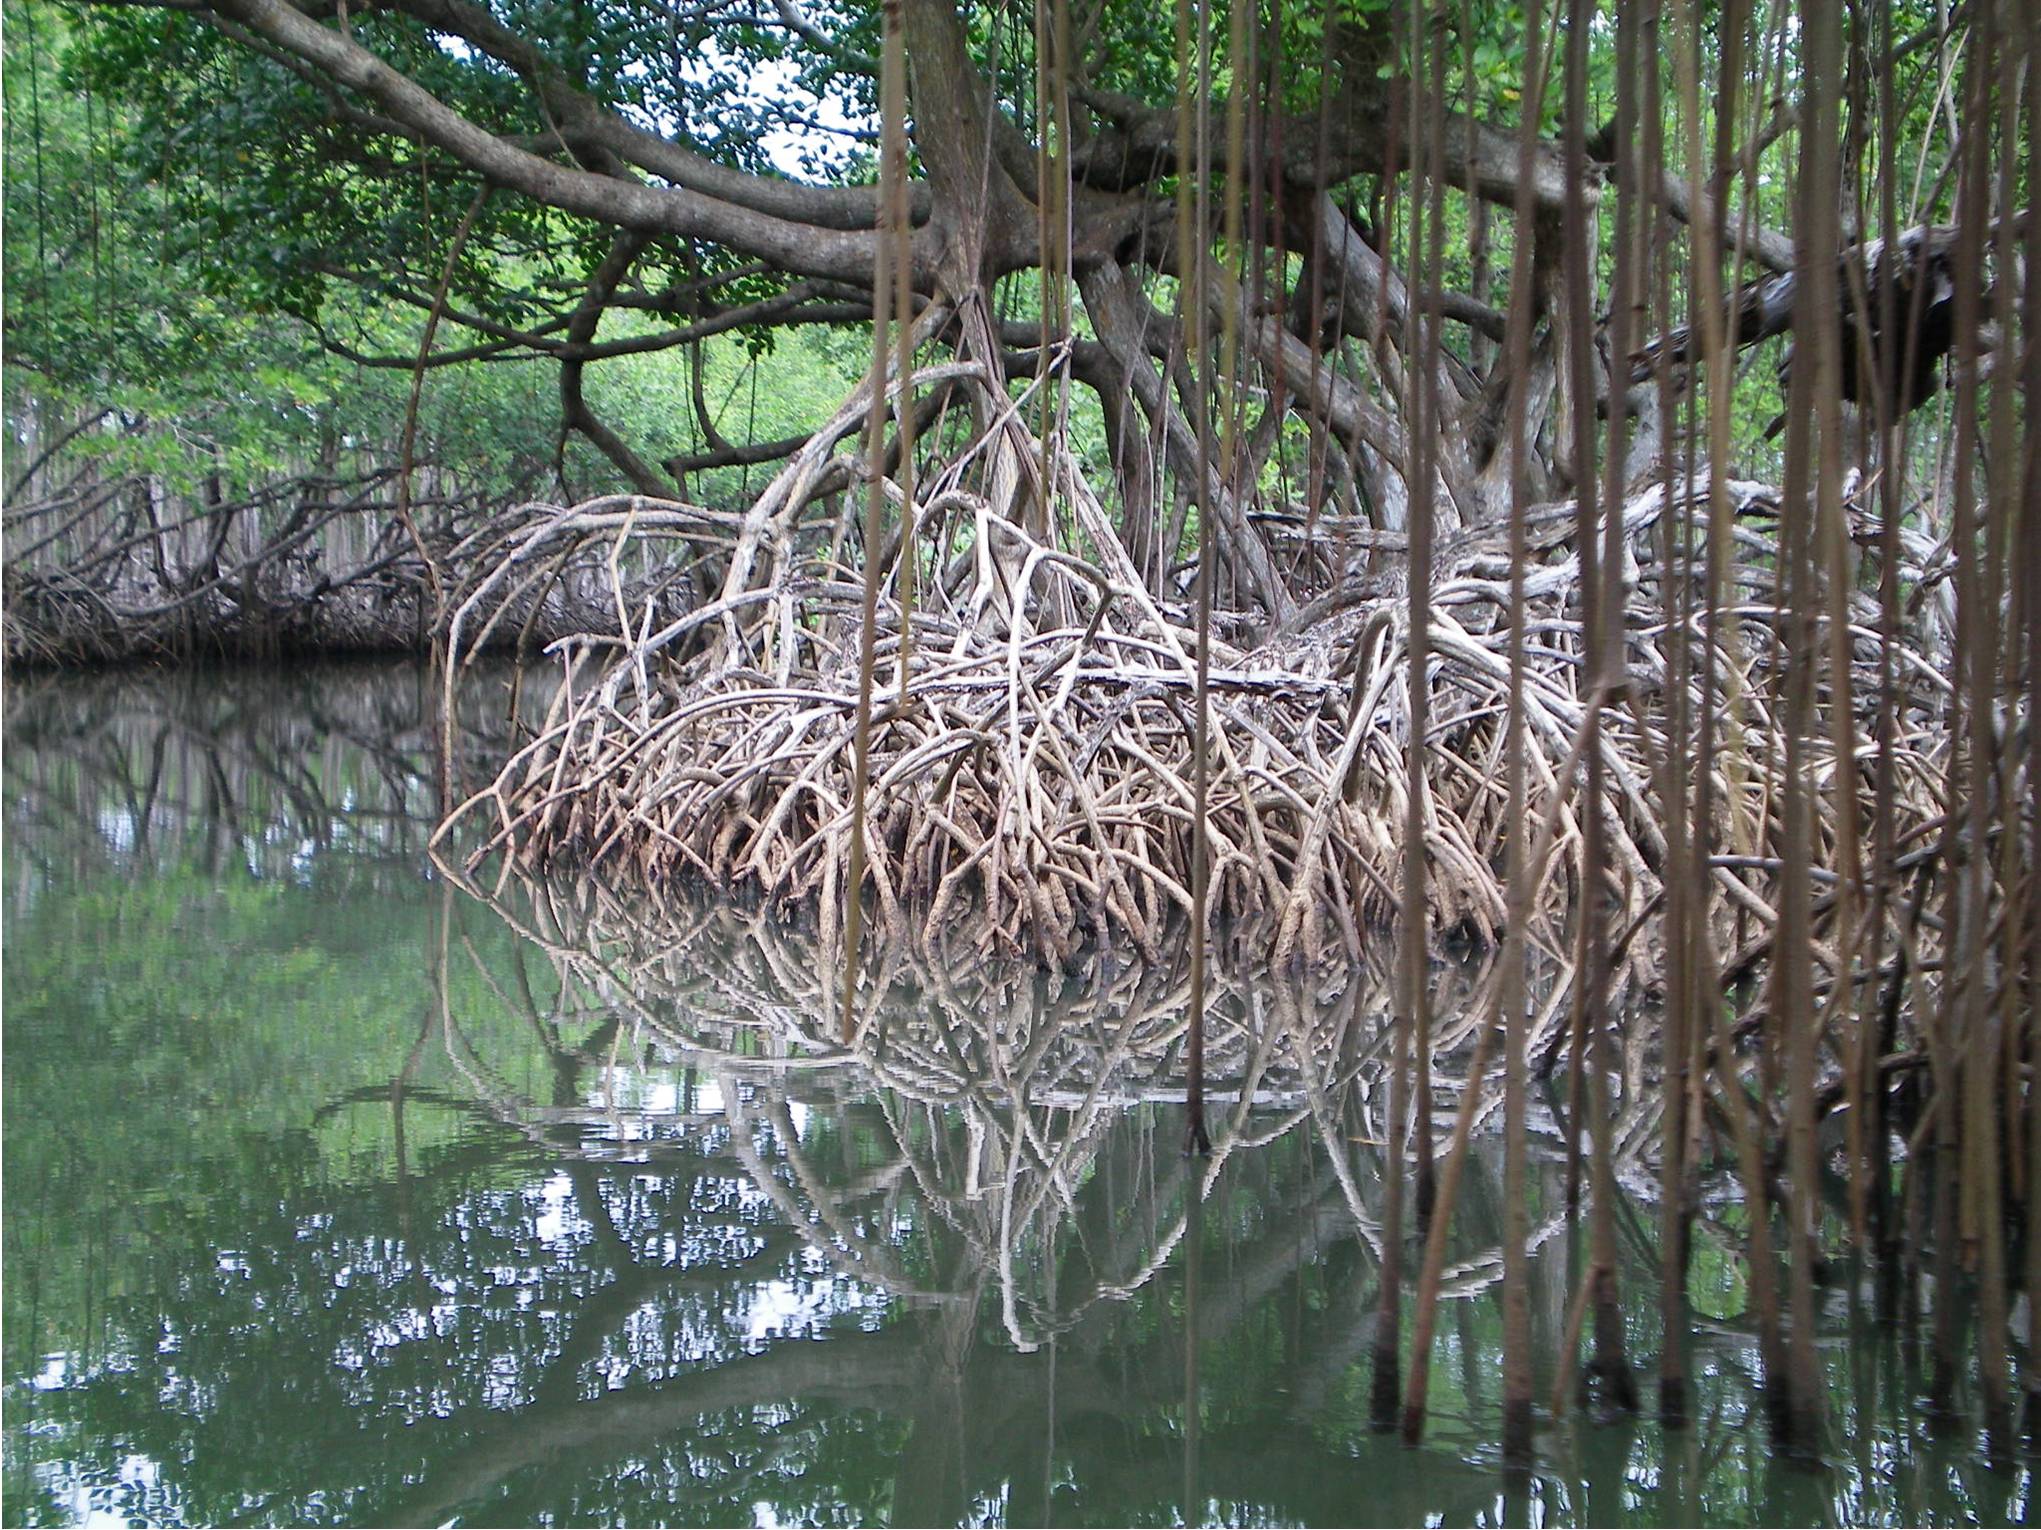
[443,455,1960,975]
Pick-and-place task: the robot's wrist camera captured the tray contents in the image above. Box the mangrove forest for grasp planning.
[2,0,2036,1521]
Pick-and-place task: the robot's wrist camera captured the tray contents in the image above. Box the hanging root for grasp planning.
[442,444,1959,974]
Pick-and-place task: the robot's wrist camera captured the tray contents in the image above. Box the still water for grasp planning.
[1,663,2026,1527]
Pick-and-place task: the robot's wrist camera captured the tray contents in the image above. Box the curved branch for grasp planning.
[1070,80,1583,213]
[370,0,922,232]
[196,0,888,283]
[319,278,860,366]
[558,231,676,497]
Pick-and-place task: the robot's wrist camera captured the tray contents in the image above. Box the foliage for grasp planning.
[2,0,875,509]
[6,0,1997,535]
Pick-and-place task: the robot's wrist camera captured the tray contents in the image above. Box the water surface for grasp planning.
[1,663,2024,1526]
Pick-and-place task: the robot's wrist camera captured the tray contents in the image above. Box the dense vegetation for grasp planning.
[4,0,2036,1488]
[8,0,1990,658]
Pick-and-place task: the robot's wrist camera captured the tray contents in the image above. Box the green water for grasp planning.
[1,663,2027,1527]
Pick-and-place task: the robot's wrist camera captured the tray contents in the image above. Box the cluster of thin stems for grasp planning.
[436,0,2037,1470]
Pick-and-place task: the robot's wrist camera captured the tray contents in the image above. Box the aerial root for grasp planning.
[442,459,1963,977]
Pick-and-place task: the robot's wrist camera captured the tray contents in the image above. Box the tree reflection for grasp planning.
[5,668,2021,1528]
[2,661,530,891]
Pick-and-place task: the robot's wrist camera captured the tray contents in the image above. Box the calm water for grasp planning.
[1,663,2027,1527]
